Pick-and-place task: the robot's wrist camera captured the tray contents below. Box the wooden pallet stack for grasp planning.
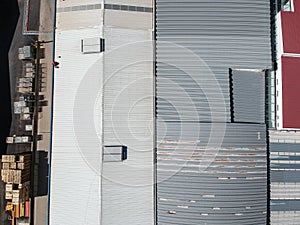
[1,154,31,184]
[1,154,31,205]
[3,182,30,205]
[11,183,30,205]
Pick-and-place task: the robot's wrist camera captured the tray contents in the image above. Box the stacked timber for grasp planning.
[1,170,30,184]
[5,183,13,199]
[1,154,31,184]
[17,154,31,170]
[2,155,16,162]
[1,153,31,205]
[5,182,30,205]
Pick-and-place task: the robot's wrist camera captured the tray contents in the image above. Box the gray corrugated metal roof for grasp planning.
[230,69,266,124]
[271,200,300,211]
[270,141,300,224]
[157,123,267,224]
[156,0,271,224]
[156,0,272,123]
[270,143,300,152]
[271,170,300,182]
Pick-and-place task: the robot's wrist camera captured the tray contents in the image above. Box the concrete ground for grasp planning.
[34,0,55,224]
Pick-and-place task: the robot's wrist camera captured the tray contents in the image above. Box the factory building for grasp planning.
[48,0,300,225]
[155,1,271,224]
[49,1,154,224]
[270,0,300,224]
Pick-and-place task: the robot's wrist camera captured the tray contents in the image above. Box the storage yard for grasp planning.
[1,154,31,224]
[0,0,54,225]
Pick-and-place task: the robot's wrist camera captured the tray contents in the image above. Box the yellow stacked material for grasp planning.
[5,202,13,211]
[15,204,20,218]
[20,203,25,217]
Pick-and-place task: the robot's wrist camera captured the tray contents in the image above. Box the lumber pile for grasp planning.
[1,154,31,205]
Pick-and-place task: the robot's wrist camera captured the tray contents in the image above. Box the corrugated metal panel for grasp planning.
[157,122,266,148]
[50,27,104,225]
[156,44,228,122]
[271,183,300,199]
[101,27,154,225]
[271,164,300,169]
[280,0,300,54]
[230,69,265,124]
[50,1,105,224]
[271,170,300,182]
[157,123,267,225]
[156,1,271,224]
[156,0,272,122]
[271,200,300,211]
[281,56,300,129]
[271,211,300,225]
[270,143,300,152]
[269,130,300,143]
[270,141,300,224]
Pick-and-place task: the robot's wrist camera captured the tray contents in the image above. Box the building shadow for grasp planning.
[36,150,48,196]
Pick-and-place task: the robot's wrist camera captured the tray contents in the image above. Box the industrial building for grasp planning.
[48,0,299,225]
[155,1,271,224]
[270,0,300,224]
[50,0,154,224]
